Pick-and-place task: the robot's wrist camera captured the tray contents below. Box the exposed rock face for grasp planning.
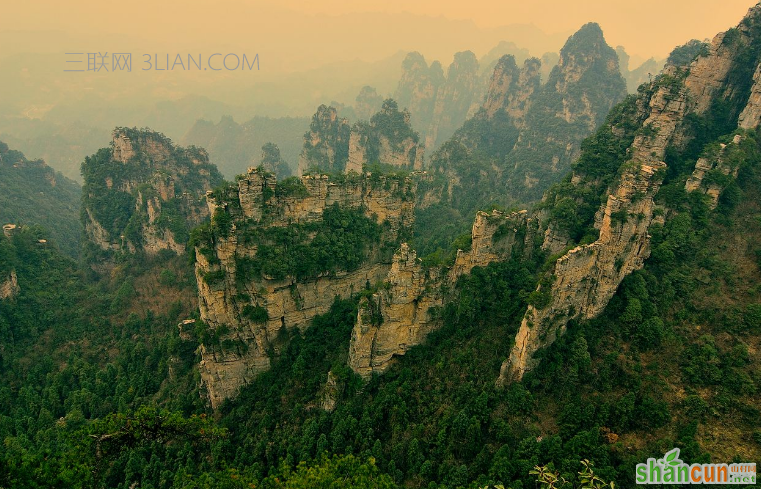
[0,270,19,300]
[297,106,352,175]
[685,134,743,207]
[394,51,491,152]
[503,23,627,189]
[394,52,445,139]
[348,209,535,379]
[430,23,627,210]
[498,3,761,385]
[739,61,761,128]
[195,169,416,407]
[82,128,222,257]
[302,101,424,174]
[426,51,483,149]
[482,56,542,126]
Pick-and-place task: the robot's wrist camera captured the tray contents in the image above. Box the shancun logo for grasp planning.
[636,448,756,484]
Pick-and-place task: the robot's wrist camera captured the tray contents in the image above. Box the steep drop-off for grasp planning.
[193,169,416,407]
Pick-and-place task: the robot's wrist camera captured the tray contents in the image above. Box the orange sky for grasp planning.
[1,0,757,67]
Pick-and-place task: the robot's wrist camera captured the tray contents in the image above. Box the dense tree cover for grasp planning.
[666,40,710,68]
[0,141,81,257]
[3,37,761,488]
[0,228,207,488]
[235,203,388,281]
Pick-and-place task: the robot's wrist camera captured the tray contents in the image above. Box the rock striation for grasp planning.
[82,128,223,257]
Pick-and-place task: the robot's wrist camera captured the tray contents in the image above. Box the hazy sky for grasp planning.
[2,0,756,65]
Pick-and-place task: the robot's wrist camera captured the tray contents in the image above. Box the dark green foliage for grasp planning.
[80,128,223,260]
[0,141,82,257]
[235,203,383,281]
[666,40,710,67]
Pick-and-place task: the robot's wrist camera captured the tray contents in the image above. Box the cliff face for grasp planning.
[426,51,483,149]
[194,169,416,407]
[482,56,542,126]
[302,101,424,175]
[685,134,744,207]
[0,270,19,300]
[82,128,223,258]
[348,209,536,379]
[501,23,627,198]
[498,4,761,384]
[394,51,489,152]
[393,52,445,139]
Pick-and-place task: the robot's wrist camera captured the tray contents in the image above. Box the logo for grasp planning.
[636,448,756,484]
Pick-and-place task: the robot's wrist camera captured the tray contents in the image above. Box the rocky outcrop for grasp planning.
[0,270,19,300]
[354,86,385,121]
[348,209,535,379]
[482,56,541,126]
[498,3,761,385]
[503,23,627,181]
[82,128,223,257]
[195,169,416,407]
[303,101,424,175]
[297,106,352,175]
[426,51,483,149]
[685,134,743,207]
[430,23,627,210]
[394,52,445,139]
[739,61,761,128]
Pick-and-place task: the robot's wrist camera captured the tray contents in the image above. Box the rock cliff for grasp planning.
[426,51,483,149]
[426,23,627,222]
[393,52,446,140]
[348,209,536,379]
[0,270,19,300]
[194,169,416,407]
[498,3,761,385]
[81,128,223,258]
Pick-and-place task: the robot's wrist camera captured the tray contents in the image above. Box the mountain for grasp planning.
[81,128,223,261]
[298,101,425,174]
[4,5,761,489]
[415,23,627,255]
[0,141,81,257]
[393,50,487,150]
[182,115,309,179]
